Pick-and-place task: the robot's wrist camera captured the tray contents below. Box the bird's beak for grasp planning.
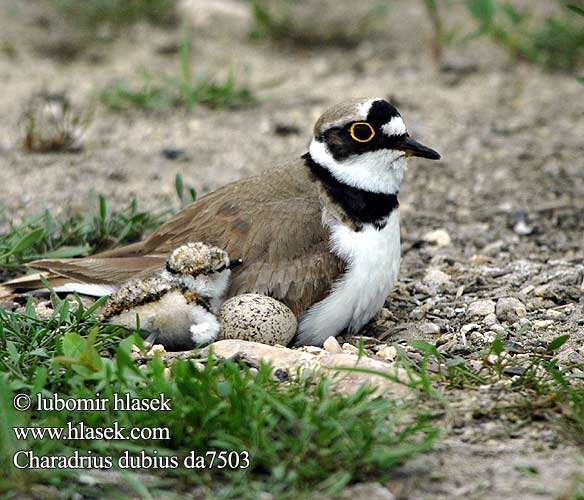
[228,258,243,270]
[400,137,441,160]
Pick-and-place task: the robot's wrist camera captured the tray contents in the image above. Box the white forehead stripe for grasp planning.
[356,99,377,120]
[381,116,407,137]
[326,98,385,130]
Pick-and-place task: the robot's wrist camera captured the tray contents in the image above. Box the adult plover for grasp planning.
[2,98,440,346]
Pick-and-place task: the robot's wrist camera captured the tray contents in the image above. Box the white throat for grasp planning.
[308,139,407,194]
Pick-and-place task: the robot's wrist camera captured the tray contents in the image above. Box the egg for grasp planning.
[219,294,297,346]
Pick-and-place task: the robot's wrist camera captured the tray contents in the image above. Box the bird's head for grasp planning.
[309,97,440,194]
[165,242,241,300]
[166,242,231,276]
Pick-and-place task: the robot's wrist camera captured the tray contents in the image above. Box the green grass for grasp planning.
[100,35,254,112]
[51,0,177,33]
[0,173,195,274]
[0,193,164,273]
[405,335,584,438]
[0,294,437,499]
[464,0,584,71]
[249,0,389,47]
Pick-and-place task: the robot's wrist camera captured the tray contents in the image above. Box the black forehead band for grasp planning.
[366,100,401,129]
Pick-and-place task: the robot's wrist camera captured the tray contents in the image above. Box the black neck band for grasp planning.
[303,152,399,230]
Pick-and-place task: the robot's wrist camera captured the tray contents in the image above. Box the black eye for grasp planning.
[350,122,375,143]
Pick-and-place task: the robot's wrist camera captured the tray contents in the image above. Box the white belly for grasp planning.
[297,209,401,346]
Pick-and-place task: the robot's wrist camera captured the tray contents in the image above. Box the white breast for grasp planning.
[296,209,401,346]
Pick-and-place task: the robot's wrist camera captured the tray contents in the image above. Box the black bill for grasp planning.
[401,136,441,160]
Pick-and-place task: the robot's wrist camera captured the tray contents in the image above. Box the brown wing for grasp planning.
[15,160,344,315]
[29,256,166,285]
[140,160,345,315]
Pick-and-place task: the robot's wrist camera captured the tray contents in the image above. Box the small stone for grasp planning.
[423,268,451,288]
[484,331,497,343]
[303,346,323,354]
[533,320,554,329]
[410,304,430,320]
[377,345,397,361]
[483,313,497,326]
[545,309,564,319]
[147,345,166,357]
[0,300,18,311]
[340,482,395,500]
[461,323,480,335]
[423,228,451,247]
[470,254,491,264]
[467,299,496,317]
[496,297,527,321]
[323,336,343,354]
[342,343,359,354]
[482,240,507,256]
[513,219,533,235]
[490,324,506,334]
[163,367,171,379]
[418,322,441,335]
[376,308,393,321]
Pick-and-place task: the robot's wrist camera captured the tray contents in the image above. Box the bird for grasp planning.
[101,242,240,350]
[1,97,440,346]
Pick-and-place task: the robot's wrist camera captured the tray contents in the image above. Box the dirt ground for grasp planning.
[1,0,583,498]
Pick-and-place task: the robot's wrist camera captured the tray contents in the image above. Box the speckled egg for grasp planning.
[219,294,297,346]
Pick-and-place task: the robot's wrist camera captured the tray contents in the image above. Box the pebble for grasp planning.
[544,309,564,319]
[423,268,451,288]
[422,228,451,247]
[483,331,498,343]
[323,336,343,354]
[304,345,323,354]
[483,313,498,326]
[481,240,506,256]
[410,304,430,320]
[377,345,397,361]
[418,322,441,335]
[461,323,480,335]
[533,320,554,329]
[467,299,496,317]
[147,345,166,357]
[342,343,359,354]
[0,301,18,311]
[490,324,506,334]
[496,297,527,321]
[513,219,533,235]
[470,254,491,264]
[340,483,395,500]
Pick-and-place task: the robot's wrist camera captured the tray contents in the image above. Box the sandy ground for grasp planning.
[1,0,583,498]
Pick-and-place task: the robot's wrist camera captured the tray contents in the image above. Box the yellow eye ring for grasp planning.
[349,122,375,143]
